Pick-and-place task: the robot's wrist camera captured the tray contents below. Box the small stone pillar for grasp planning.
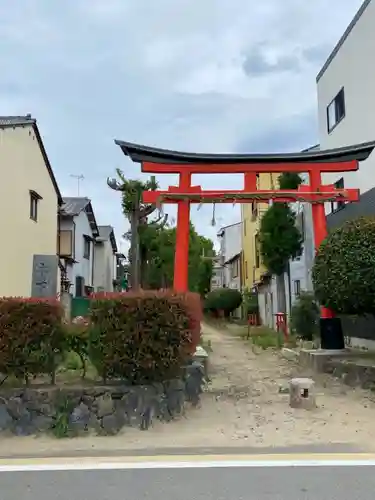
[193,345,209,380]
[289,377,316,410]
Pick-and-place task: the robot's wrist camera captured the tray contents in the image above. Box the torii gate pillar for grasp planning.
[174,172,191,292]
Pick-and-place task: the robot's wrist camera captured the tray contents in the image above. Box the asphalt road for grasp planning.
[1,463,375,500]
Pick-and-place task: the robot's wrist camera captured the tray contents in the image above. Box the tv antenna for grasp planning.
[70,174,85,196]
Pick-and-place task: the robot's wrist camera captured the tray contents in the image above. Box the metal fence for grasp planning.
[340,314,375,341]
[71,297,91,319]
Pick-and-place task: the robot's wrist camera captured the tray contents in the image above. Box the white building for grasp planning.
[94,225,118,292]
[316,0,375,349]
[210,259,224,290]
[59,197,99,296]
[317,0,375,205]
[217,222,242,291]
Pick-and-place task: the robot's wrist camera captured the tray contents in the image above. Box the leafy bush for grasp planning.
[63,316,91,378]
[88,290,200,384]
[290,292,319,340]
[242,288,259,315]
[0,298,64,382]
[205,288,242,316]
[312,217,375,315]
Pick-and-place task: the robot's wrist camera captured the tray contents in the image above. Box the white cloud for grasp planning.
[0,0,365,246]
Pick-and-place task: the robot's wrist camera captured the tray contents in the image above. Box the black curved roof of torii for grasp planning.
[115,139,375,165]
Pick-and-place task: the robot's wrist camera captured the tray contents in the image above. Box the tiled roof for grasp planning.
[327,187,375,230]
[61,197,91,215]
[97,225,118,252]
[0,114,35,127]
[98,225,113,240]
[60,197,99,237]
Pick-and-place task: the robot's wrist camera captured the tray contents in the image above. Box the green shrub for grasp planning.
[0,298,64,382]
[312,216,375,315]
[290,292,319,341]
[242,288,259,315]
[63,317,91,378]
[88,290,200,384]
[205,288,242,316]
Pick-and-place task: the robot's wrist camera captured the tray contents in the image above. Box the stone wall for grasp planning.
[0,362,205,437]
[325,359,375,391]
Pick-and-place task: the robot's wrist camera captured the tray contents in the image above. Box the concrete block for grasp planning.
[299,349,349,372]
[289,377,316,410]
[281,347,299,361]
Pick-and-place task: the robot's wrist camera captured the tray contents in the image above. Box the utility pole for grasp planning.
[70,174,85,196]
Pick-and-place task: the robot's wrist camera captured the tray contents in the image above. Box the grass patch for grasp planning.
[232,324,297,350]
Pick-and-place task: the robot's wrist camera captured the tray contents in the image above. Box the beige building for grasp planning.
[0,115,62,298]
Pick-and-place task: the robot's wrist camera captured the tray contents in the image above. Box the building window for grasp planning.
[231,259,239,279]
[330,177,345,213]
[83,235,91,259]
[294,280,301,297]
[327,88,345,132]
[29,190,41,221]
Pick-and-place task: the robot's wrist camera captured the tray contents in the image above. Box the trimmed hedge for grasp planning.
[0,298,64,382]
[0,290,202,386]
[88,290,201,384]
[205,288,242,316]
[312,217,375,315]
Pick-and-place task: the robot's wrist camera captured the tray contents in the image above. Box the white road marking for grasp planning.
[0,454,375,472]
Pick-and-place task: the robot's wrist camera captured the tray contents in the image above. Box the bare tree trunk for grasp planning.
[130,209,141,290]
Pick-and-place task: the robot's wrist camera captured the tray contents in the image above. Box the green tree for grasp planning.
[139,222,214,293]
[108,171,164,289]
[258,173,303,313]
[312,216,375,315]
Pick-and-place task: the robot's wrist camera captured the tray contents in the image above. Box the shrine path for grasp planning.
[0,322,374,458]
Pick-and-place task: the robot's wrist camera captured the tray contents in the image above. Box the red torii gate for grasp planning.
[115,140,375,347]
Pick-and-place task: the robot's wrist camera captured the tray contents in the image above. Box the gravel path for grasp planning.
[0,322,374,457]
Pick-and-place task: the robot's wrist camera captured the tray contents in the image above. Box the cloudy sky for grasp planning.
[0,0,364,249]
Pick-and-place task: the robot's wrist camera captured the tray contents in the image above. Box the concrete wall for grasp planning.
[0,125,59,297]
[258,273,291,329]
